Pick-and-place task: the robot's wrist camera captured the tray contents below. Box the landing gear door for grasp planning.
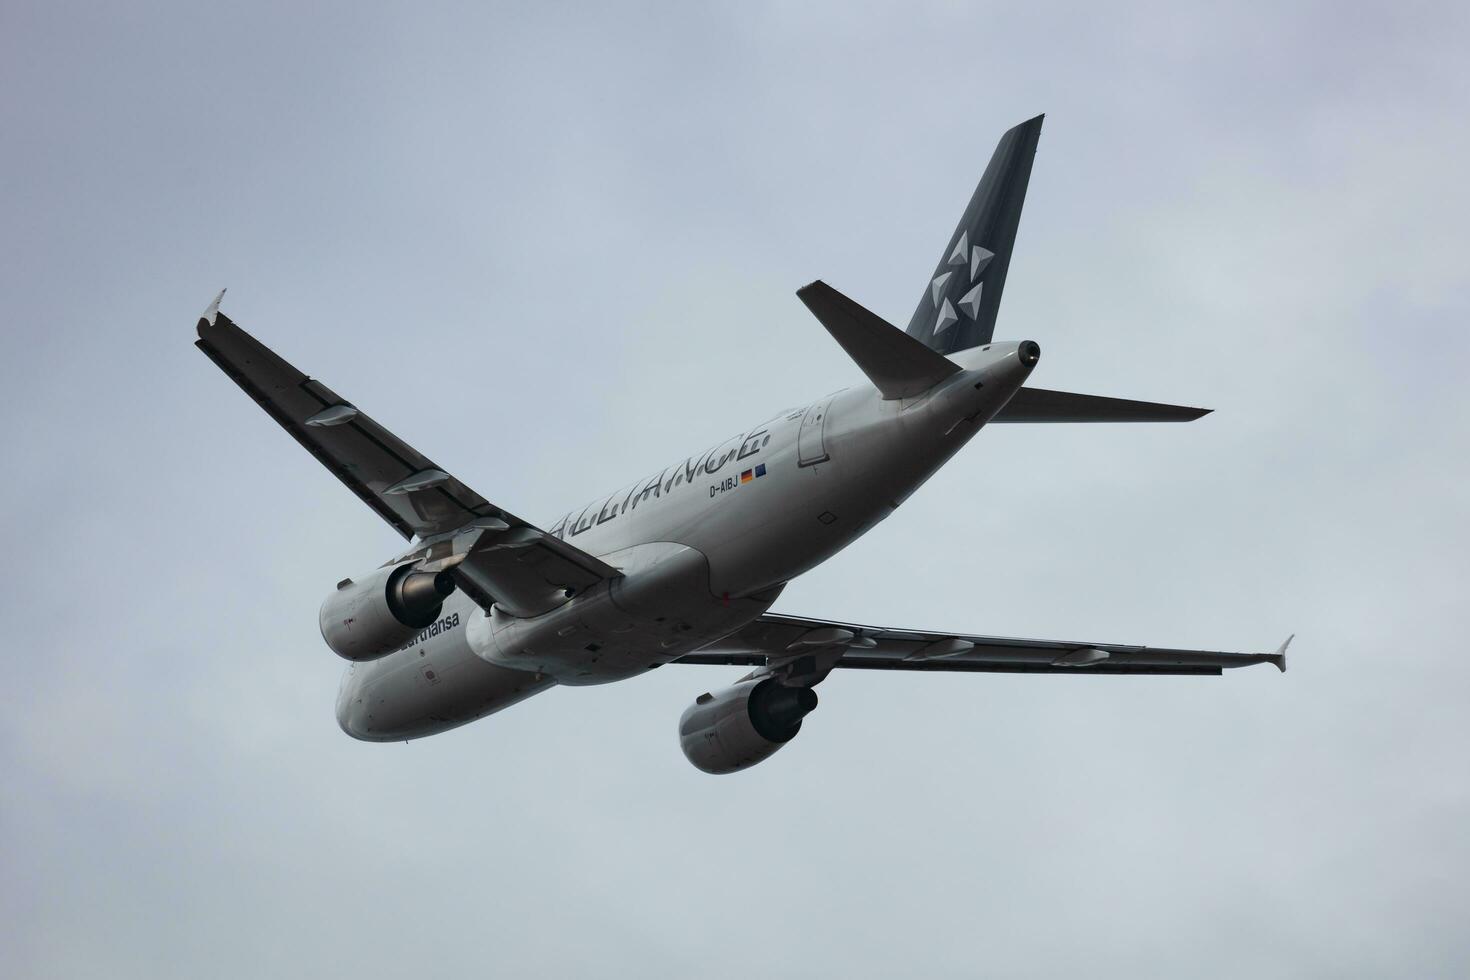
[797,394,836,467]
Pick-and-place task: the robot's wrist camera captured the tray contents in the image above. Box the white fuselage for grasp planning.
[336,342,1034,740]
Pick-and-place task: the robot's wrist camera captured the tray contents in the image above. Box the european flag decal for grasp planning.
[741,464,768,485]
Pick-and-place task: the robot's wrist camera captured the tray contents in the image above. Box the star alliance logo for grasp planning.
[931,230,994,335]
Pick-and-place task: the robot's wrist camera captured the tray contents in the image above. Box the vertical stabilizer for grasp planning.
[905,114,1043,354]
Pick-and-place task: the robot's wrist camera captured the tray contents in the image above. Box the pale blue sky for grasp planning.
[2,2,1468,977]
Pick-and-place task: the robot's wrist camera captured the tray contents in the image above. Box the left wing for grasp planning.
[680,612,1290,677]
[194,291,618,617]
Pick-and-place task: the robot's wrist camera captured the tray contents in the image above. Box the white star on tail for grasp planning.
[958,282,983,319]
[948,231,969,267]
[934,298,959,334]
[930,271,953,306]
[970,245,994,281]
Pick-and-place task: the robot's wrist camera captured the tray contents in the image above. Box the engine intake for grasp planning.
[679,677,818,774]
[319,563,456,662]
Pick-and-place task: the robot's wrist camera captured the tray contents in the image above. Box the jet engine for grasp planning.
[318,563,456,662]
[678,677,818,774]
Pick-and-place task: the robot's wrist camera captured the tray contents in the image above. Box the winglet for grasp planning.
[1268,634,1293,673]
[797,280,960,399]
[200,289,227,330]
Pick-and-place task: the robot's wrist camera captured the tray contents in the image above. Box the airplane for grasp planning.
[196,114,1288,774]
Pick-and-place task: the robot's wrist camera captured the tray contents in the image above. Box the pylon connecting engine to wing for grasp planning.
[318,564,457,662]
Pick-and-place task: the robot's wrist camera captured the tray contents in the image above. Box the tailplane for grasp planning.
[798,281,959,399]
[991,387,1211,423]
[906,114,1043,355]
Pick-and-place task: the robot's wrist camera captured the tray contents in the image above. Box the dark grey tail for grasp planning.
[905,114,1043,354]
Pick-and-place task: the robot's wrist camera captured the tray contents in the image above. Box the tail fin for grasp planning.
[905,114,1044,355]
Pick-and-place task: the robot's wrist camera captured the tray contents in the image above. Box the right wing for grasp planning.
[992,387,1210,423]
[681,612,1289,677]
[194,292,617,617]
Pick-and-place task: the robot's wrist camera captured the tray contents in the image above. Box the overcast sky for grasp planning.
[3,2,1468,977]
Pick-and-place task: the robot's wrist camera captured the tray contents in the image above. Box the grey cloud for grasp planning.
[2,2,1468,977]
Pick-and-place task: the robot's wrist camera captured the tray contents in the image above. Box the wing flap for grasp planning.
[403,521,616,615]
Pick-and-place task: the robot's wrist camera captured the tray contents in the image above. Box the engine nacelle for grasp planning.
[678,677,818,774]
[319,563,456,662]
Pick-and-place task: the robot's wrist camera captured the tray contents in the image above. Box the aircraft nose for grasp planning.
[1018,340,1041,366]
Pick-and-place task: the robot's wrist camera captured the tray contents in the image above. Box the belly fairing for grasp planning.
[466,542,781,686]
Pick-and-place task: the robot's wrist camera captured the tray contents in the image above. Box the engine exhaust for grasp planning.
[389,567,457,628]
[750,682,818,742]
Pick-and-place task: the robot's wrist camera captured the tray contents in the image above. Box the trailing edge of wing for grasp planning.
[675,652,1225,676]
[797,281,960,400]
[992,387,1211,423]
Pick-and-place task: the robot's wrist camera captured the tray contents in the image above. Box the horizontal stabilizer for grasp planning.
[797,281,960,400]
[992,387,1210,423]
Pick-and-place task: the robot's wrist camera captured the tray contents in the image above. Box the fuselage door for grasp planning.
[797,395,836,467]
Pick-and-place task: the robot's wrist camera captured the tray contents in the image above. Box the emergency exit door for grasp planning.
[797,395,836,467]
